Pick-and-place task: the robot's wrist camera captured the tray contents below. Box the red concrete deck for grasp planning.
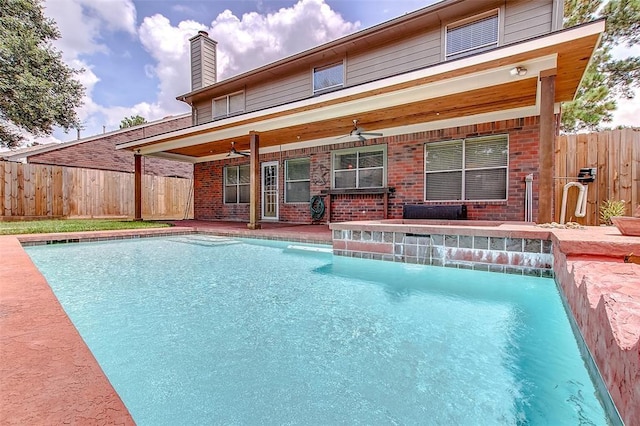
[0,235,135,424]
[1,220,638,424]
[169,220,333,244]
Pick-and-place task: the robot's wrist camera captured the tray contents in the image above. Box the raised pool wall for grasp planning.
[330,220,640,425]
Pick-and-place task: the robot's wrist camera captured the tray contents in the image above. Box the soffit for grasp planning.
[167,78,537,159]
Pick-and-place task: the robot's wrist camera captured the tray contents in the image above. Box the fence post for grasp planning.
[134,154,142,221]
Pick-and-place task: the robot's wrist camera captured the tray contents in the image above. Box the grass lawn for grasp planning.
[0,219,171,235]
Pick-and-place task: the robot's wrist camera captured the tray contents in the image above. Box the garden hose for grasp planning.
[310,195,325,221]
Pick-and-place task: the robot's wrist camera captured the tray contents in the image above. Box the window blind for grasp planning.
[446,13,498,58]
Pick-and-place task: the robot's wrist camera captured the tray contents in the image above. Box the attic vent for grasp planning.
[446,11,499,59]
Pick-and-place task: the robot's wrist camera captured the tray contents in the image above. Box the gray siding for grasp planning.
[190,36,217,91]
[190,42,202,91]
[503,0,553,44]
[347,30,441,86]
[195,101,213,125]
[245,72,310,112]
[201,42,217,87]
[192,0,555,121]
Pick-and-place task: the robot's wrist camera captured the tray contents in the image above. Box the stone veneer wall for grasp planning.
[332,228,554,277]
[554,250,638,425]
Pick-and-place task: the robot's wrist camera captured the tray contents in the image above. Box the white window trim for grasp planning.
[224,164,250,204]
[423,135,509,202]
[212,91,245,119]
[443,8,501,60]
[332,144,387,190]
[284,158,311,204]
[312,60,346,94]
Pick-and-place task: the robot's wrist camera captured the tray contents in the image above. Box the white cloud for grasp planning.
[138,14,205,114]
[33,0,360,143]
[32,0,139,142]
[44,0,107,58]
[44,0,137,60]
[81,0,137,35]
[610,90,640,128]
[135,0,360,121]
[209,0,360,79]
[609,43,640,128]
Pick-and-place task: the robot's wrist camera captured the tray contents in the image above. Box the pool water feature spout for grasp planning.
[560,182,588,224]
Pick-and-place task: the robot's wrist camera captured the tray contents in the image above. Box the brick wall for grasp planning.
[194,117,541,223]
[27,116,194,178]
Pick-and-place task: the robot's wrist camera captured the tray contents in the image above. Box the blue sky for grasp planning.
[36,0,440,143]
[35,0,638,144]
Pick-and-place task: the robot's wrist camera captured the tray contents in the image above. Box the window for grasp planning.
[285,158,310,203]
[424,135,508,201]
[213,92,244,119]
[333,146,386,189]
[224,164,250,204]
[313,62,344,93]
[445,11,499,59]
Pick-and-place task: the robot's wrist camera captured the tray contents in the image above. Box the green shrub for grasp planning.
[599,200,626,225]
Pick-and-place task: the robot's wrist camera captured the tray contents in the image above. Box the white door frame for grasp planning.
[261,161,279,220]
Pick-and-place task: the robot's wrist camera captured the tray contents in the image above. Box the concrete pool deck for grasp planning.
[0,220,638,424]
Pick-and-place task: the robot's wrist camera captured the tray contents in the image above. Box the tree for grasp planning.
[562,0,640,132]
[0,0,85,148]
[120,115,147,129]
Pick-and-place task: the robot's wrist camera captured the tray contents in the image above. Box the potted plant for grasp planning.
[610,203,640,236]
[600,199,626,225]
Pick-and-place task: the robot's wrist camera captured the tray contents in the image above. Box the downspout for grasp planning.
[552,0,564,31]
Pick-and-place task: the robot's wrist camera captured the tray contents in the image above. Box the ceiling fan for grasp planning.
[227,141,249,157]
[338,119,383,141]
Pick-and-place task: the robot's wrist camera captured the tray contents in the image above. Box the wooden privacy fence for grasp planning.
[555,129,639,226]
[1,162,194,220]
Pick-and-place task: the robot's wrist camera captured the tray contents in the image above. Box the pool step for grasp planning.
[171,236,241,247]
[286,244,333,254]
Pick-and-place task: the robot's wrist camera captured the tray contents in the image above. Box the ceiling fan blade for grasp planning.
[361,132,383,137]
[228,140,251,157]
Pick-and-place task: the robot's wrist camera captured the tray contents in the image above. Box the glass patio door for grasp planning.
[262,161,278,220]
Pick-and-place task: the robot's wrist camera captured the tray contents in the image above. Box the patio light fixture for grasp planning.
[510,66,527,76]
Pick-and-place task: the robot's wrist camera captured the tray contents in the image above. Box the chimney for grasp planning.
[189,30,217,91]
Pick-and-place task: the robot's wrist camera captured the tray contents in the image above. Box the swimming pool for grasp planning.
[26,235,613,424]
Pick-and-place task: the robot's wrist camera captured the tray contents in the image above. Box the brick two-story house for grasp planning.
[117,0,603,227]
[3,115,193,178]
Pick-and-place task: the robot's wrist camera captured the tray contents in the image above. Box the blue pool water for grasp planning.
[26,235,612,424]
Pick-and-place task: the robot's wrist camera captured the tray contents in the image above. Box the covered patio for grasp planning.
[117,21,604,227]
